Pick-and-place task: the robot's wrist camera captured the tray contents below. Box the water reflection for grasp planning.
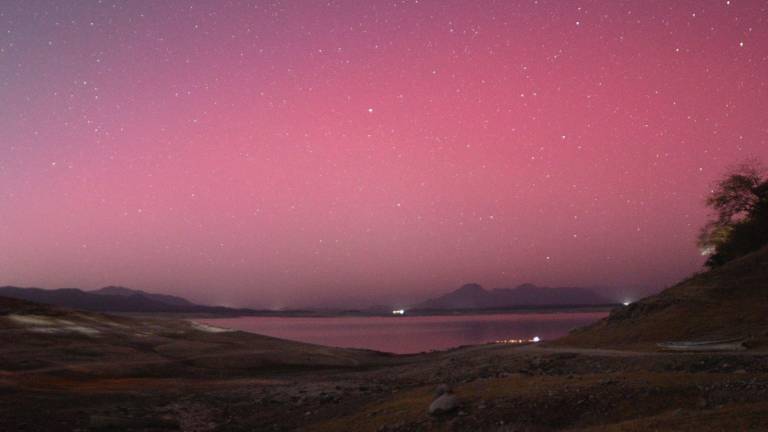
[199,312,607,354]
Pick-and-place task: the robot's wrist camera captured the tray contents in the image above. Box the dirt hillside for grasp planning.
[558,245,768,350]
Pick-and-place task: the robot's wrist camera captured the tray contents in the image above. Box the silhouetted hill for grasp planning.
[92,286,195,307]
[0,286,258,314]
[558,244,768,350]
[414,283,612,310]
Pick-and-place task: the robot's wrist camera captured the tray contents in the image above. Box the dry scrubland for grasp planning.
[559,244,768,350]
[2,247,768,431]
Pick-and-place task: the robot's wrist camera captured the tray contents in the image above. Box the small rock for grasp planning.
[428,393,460,415]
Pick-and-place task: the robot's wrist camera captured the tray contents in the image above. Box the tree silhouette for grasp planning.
[698,160,768,267]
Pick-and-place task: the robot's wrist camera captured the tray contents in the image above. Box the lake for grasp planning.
[198,311,608,354]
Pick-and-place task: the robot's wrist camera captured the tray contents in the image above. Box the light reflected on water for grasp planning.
[199,312,607,354]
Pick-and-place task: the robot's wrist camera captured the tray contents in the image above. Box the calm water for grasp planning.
[198,312,608,354]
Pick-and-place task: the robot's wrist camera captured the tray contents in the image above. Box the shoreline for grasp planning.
[118,304,620,320]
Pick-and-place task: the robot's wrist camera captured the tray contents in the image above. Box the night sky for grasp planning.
[1,1,767,308]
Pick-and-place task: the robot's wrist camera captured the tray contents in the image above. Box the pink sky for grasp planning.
[1,1,767,308]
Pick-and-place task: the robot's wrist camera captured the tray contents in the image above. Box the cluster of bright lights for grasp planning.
[495,336,541,344]
[391,309,405,315]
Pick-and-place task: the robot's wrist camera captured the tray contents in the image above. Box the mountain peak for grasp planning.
[0,285,200,312]
[455,283,486,294]
[414,283,610,310]
[93,286,141,296]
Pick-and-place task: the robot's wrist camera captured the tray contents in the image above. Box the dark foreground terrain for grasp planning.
[1,297,768,432]
[3,247,768,431]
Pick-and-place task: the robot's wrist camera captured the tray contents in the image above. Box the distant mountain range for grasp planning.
[413,283,613,310]
[0,286,260,315]
[0,283,614,315]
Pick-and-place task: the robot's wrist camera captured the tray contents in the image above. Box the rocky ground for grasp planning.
[5,248,768,431]
[3,333,768,430]
[3,295,768,431]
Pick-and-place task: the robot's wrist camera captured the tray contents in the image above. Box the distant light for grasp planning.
[367,107,374,113]
[623,301,631,306]
[495,336,541,345]
[392,309,405,315]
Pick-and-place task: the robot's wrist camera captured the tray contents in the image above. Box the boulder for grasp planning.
[428,393,460,415]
